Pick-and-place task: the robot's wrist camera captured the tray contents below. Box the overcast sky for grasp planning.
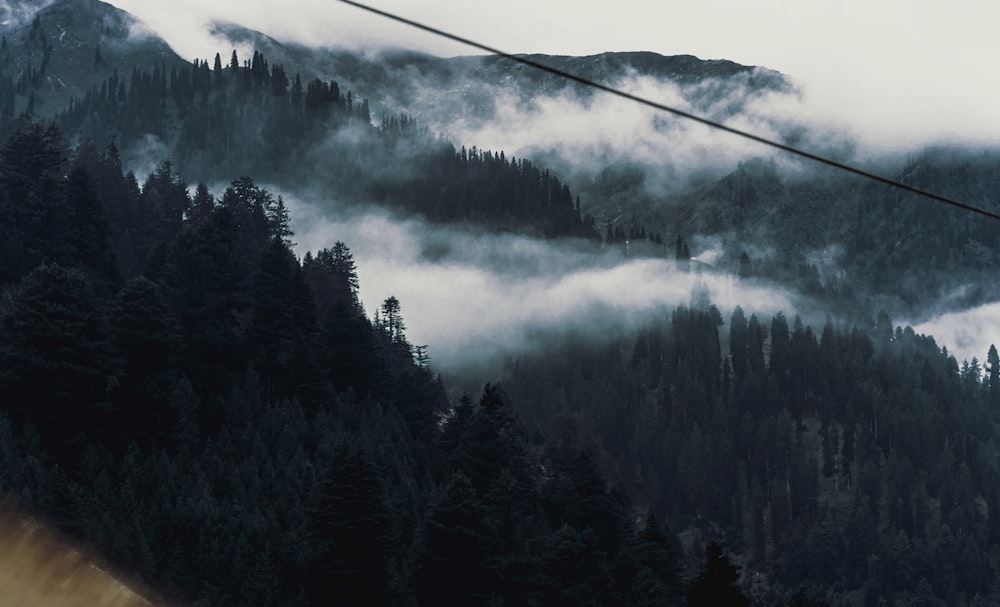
[111,0,1000,148]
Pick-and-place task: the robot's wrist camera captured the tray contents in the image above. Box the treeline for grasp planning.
[697,156,1000,315]
[0,116,817,605]
[502,294,1000,605]
[50,49,601,240]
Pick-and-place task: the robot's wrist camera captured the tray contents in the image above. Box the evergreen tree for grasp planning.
[110,276,182,447]
[0,118,65,281]
[987,344,1000,404]
[306,448,392,607]
[687,542,749,607]
[730,306,748,382]
[0,263,114,460]
[245,237,325,405]
[628,513,683,605]
[415,473,492,605]
[64,165,118,284]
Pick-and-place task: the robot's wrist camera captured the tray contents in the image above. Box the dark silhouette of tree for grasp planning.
[730,306,748,383]
[377,296,410,354]
[189,181,214,225]
[0,263,114,460]
[546,452,628,556]
[988,344,1000,405]
[0,117,65,282]
[688,542,749,607]
[64,165,118,284]
[306,448,392,607]
[161,205,241,395]
[110,276,182,448]
[628,513,683,606]
[415,472,492,605]
[245,236,326,405]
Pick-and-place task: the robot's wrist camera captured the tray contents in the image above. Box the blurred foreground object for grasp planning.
[0,502,157,606]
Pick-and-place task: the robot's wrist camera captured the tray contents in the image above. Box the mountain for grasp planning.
[0,0,184,116]
[2,3,1000,607]
[0,0,50,27]
[10,1,996,321]
[190,22,794,124]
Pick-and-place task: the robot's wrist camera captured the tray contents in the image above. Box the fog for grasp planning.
[386,67,855,197]
[910,302,1000,367]
[0,0,52,27]
[100,0,1000,382]
[283,192,793,383]
[110,0,1000,156]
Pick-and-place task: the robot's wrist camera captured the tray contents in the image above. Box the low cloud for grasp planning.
[109,0,1000,158]
[390,69,821,197]
[284,192,793,383]
[909,302,1000,366]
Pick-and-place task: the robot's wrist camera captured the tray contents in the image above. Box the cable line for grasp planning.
[339,0,1000,221]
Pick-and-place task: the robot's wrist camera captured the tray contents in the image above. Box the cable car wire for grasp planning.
[339,0,1000,221]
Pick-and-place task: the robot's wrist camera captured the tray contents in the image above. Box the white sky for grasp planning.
[111,0,1000,148]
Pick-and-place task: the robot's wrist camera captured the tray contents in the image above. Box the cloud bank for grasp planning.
[910,302,1000,367]
[283,193,793,382]
[109,0,1000,154]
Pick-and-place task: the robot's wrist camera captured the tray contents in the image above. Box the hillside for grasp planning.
[1,2,1000,605]
[0,0,184,117]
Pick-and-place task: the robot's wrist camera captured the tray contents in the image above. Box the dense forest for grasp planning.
[3,112,1000,606]
[3,3,1000,606]
[503,299,1000,605]
[0,117,749,606]
[51,50,607,241]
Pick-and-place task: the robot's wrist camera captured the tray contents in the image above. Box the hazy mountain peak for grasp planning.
[0,0,182,116]
[480,50,787,89]
[0,0,52,27]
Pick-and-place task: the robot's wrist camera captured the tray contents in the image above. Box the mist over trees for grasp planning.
[49,50,607,241]
[502,299,1000,605]
[0,117,705,606]
[3,108,999,605]
[2,3,1000,605]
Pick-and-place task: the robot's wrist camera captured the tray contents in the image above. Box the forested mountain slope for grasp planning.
[3,111,997,606]
[2,1,1000,605]
[0,116,706,606]
[0,0,185,116]
[14,0,989,318]
[502,302,1000,605]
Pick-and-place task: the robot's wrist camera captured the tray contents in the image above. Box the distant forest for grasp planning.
[51,50,613,242]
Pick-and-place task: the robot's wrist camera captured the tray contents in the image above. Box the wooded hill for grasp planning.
[0,116,749,606]
[1,2,1000,605]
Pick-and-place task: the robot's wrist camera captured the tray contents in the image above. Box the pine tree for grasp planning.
[306,448,392,607]
[415,473,491,605]
[189,182,214,225]
[0,263,114,460]
[0,118,65,281]
[730,306,748,382]
[245,237,324,404]
[265,195,293,244]
[629,513,683,605]
[64,165,118,284]
[110,276,182,447]
[687,542,749,607]
[987,344,999,404]
[212,52,223,86]
[379,296,407,346]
